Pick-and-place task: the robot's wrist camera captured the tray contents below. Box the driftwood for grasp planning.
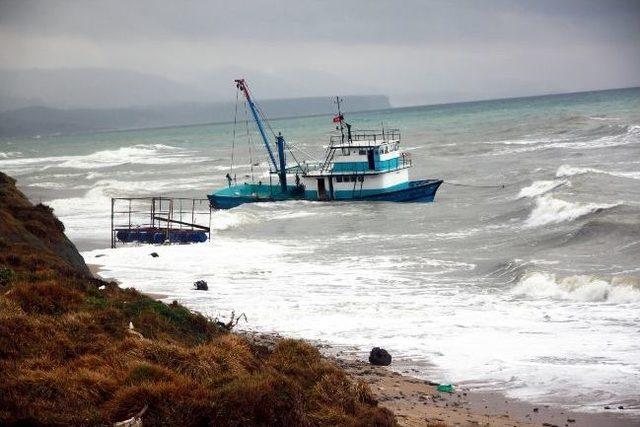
[114,404,148,427]
[216,310,248,331]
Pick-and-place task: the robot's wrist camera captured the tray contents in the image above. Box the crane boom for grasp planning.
[234,79,278,173]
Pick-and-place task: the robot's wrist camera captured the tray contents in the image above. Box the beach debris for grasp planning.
[618,405,624,410]
[369,347,392,366]
[113,404,147,427]
[126,321,144,339]
[436,384,455,393]
[533,407,539,412]
[567,419,576,423]
[95,254,106,258]
[150,252,159,257]
[193,280,208,291]
[215,310,248,331]
[604,405,611,410]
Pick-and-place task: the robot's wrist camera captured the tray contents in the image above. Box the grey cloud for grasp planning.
[0,0,638,107]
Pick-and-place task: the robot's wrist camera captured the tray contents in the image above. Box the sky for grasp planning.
[0,0,639,106]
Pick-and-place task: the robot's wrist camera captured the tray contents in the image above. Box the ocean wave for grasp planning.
[490,123,640,155]
[517,180,567,199]
[210,210,256,231]
[524,195,618,228]
[564,219,640,250]
[0,151,22,159]
[512,272,640,303]
[27,181,67,189]
[0,143,205,172]
[556,164,640,180]
[58,144,194,169]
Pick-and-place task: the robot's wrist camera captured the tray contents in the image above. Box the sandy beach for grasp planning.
[242,331,639,427]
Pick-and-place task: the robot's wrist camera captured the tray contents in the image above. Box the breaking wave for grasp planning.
[490,123,640,155]
[0,143,204,172]
[512,272,640,303]
[517,180,567,199]
[0,151,22,159]
[556,164,640,181]
[524,195,618,228]
[58,144,195,169]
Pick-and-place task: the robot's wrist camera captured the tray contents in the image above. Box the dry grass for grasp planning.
[0,171,396,426]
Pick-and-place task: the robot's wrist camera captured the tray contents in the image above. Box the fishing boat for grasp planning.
[208,79,442,209]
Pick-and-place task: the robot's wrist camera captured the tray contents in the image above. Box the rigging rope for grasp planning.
[443,181,509,189]
[229,88,239,177]
[243,100,255,183]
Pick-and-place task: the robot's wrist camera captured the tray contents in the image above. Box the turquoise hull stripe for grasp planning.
[331,157,401,172]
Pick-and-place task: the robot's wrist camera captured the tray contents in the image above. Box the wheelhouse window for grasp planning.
[342,148,350,156]
[358,176,364,182]
[336,176,343,183]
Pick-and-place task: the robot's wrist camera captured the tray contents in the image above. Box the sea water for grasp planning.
[2,88,640,414]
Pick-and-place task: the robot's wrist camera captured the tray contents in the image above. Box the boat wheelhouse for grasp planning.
[207,79,442,209]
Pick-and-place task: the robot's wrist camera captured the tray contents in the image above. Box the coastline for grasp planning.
[244,331,639,427]
[88,263,639,427]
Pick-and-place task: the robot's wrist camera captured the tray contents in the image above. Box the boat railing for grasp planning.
[330,129,401,145]
[320,152,412,174]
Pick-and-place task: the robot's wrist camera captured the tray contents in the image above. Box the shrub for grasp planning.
[0,267,14,286]
[7,281,83,315]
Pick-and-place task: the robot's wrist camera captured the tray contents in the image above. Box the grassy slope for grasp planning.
[0,172,395,426]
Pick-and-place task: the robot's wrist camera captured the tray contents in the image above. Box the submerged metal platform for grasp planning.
[110,197,212,248]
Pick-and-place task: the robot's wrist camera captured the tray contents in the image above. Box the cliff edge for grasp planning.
[0,172,89,274]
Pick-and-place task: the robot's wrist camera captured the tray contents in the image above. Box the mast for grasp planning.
[335,96,345,144]
[276,133,287,192]
[235,79,278,173]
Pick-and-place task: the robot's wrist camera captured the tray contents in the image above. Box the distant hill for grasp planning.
[0,95,391,137]
[0,68,208,111]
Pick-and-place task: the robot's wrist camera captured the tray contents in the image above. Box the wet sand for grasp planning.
[337,358,638,427]
[243,332,639,427]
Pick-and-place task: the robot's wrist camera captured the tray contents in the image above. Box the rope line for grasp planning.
[229,88,239,176]
[443,181,510,189]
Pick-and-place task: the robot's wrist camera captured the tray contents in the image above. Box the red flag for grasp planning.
[332,114,343,123]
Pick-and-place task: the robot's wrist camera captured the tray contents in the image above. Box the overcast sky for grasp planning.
[1,0,639,106]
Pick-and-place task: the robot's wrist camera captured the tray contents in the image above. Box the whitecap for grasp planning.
[524,195,618,228]
[0,151,22,159]
[0,143,207,173]
[517,180,567,199]
[512,272,640,303]
[556,164,640,180]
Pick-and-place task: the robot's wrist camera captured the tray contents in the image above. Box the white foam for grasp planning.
[0,144,205,173]
[524,195,618,228]
[210,209,259,231]
[517,180,567,199]
[0,151,22,159]
[512,272,640,303]
[491,124,640,155]
[48,187,112,240]
[556,164,640,181]
[27,181,67,189]
[58,144,196,169]
[82,241,640,413]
